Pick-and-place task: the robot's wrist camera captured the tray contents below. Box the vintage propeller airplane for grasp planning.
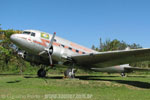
[10,30,150,78]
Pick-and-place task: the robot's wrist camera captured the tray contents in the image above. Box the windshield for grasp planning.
[22,31,31,35]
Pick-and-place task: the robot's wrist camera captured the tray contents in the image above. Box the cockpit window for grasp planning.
[31,32,35,37]
[22,31,31,35]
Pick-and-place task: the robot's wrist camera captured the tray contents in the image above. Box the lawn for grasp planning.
[0,73,150,100]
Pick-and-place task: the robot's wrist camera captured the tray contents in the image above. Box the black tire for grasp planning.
[37,68,46,77]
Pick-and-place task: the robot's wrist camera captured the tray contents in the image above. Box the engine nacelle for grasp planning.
[18,51,49,65]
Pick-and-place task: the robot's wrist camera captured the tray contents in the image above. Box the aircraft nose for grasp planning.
[10,34,17,43]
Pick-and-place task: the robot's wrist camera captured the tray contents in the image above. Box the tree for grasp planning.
[0,29,24,72]
[91,45,95,50]
[92,38,150,68]
[97,38,142,52]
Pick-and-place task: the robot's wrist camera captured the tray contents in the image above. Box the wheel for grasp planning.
[37,68,46,77]
[64,68,76,78]
[121,73,126,77]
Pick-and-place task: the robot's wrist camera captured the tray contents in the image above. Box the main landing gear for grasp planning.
[64,68,76,78]
[121,73,126,77]
[37,68,77,78]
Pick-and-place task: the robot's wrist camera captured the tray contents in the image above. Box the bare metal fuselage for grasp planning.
[10,30,97,65]
[10,30,150,75]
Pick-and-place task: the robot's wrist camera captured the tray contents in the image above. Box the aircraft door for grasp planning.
[27,33,33,43]
[61,46,68,59]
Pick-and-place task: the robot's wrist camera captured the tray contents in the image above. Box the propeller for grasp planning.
[39,32,56,66]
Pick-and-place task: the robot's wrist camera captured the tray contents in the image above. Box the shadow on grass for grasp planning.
[24,76,63,79]
[6,80,21,83]
[0,73,35,76]
[77,75,150,89]
[127,75,149,78]
[24,75,150,89]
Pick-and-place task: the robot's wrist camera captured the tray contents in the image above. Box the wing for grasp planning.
[124,67,150,72]
[71,48,150,68]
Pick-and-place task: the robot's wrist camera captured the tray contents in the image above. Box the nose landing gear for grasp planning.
[37,68,46,77]
[37,32,56,78]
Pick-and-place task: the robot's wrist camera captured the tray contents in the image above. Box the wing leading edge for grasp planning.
[71,48,150,68]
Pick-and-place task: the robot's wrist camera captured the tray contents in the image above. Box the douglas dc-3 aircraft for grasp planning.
[10,30,150,78]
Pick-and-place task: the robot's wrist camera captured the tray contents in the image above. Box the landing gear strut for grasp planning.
[64,68,76,78]
[37,68,46,77]
[121,73,126,77]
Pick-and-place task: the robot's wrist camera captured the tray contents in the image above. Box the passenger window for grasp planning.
[31,32,35,37]
[69,47,72,50]
[61,44,65,47]
[82,52,86,54]
[76,50,79,53]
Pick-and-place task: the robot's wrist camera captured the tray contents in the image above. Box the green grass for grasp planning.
[0,73,150,100]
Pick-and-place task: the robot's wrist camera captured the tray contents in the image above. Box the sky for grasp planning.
[1,0,150,48]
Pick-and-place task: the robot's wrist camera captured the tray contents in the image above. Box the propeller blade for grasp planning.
[48,52,53,66]
[39,32,56,67]
[48,32,56,48]
[39,50,46,55]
